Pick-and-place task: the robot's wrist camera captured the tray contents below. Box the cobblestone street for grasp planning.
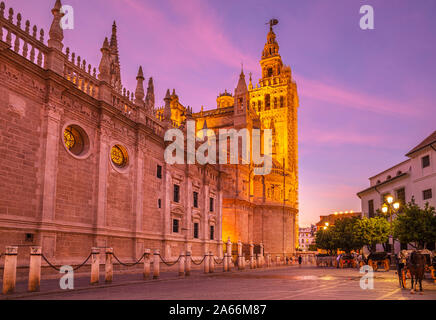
[4,265,436,300]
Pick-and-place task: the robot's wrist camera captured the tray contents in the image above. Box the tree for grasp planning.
[308,244,317,252]
[315,227,336,255]
[331,217,363,254]
[354,216,391,253]
[393,199,436,249]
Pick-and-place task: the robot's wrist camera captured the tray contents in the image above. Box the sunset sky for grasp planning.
[9,0,436,226]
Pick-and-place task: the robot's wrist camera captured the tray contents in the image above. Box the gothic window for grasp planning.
[210,225,215,240]
[63,125,87,156]
[280,96,284,108]
[193,223,199,239]
[209,197,214,212]
[274,97,278,109]
[193,191,198,208]
[252,101,256,110]
[172,219,179,233]
[110,145,128,168]
[268,68,273,77]
[157,165,162,179]
[258,101,262,112]
[174,184,180,203]
[265,94,270,110]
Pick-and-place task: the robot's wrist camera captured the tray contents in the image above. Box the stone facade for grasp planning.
[0,1,299,265]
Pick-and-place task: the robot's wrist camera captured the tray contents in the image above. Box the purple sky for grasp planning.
[9,0,436,226]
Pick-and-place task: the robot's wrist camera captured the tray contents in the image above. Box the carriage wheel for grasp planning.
[384,259,390,272]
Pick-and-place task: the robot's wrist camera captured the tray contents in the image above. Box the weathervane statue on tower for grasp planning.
[268,18,279,31]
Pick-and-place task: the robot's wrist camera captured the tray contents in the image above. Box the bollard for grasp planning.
[223,253,228,272]
[256,254,261,269]
[3,246,18,294]
[228,253,232,272]
[260,243,264,267]
[237,240,243,270]
[90,247,100,285]
[209,252,214,273]
[185,251,191,276]
[203,252,210,273]
[105,248,113,283]
[249,242,254,269]
[153,250,160,279]
[143,249,151,279]
[226,237,232,256]
[178,252,185,277]
[28,246,42,292]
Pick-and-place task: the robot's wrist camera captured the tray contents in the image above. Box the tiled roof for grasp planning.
[405,130,436,157]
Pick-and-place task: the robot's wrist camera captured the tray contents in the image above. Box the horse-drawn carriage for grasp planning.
[339,254,356,268]
[398,249,436,291]
[367,252,390,271]
[315,254,335,267]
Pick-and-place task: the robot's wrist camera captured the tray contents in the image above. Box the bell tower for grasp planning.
[248,19,299,206]
[260,20,284,81]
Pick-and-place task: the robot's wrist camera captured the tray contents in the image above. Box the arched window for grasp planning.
[258,100,262,112]
[265,94,270,110]
[274,97,278,109]
[280,96,284,108]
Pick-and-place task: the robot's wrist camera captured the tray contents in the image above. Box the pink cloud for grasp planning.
[297,75,419,117]
[117,0,258,71]
[301,128,389,148]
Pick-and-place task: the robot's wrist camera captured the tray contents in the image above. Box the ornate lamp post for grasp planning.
[381,195,400,260]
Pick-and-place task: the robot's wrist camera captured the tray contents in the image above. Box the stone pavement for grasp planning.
[2,265,436,300]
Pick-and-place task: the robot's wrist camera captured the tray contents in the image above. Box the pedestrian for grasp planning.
[298,255,302,266]
[336,253,342,268]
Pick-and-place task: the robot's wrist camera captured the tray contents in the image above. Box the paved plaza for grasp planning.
[3,265,436,300]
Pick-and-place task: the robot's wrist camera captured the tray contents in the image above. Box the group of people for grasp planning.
[285,255,304,266]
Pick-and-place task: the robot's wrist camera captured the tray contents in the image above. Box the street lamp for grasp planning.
[381,194,400,259]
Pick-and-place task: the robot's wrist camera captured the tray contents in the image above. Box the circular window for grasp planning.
[110,145,128,168]
[63,125,90,157]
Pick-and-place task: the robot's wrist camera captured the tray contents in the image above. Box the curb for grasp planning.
[1,264,297,300]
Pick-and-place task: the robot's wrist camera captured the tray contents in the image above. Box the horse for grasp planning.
[407,251,426,294]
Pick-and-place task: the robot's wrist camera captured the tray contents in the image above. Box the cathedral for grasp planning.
[0,0,299,265]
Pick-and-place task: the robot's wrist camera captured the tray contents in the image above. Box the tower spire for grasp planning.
[110,21,119,59]
[109,21,122,91]
[135,66,145,107]
[145,77,155,112]
[262,19,280,59]
[98,37,111,83]
[163,89,172,121]
[48,0,64,50]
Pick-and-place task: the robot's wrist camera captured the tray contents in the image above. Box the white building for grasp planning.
[357,130,436,252]
[298,226,316,251]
